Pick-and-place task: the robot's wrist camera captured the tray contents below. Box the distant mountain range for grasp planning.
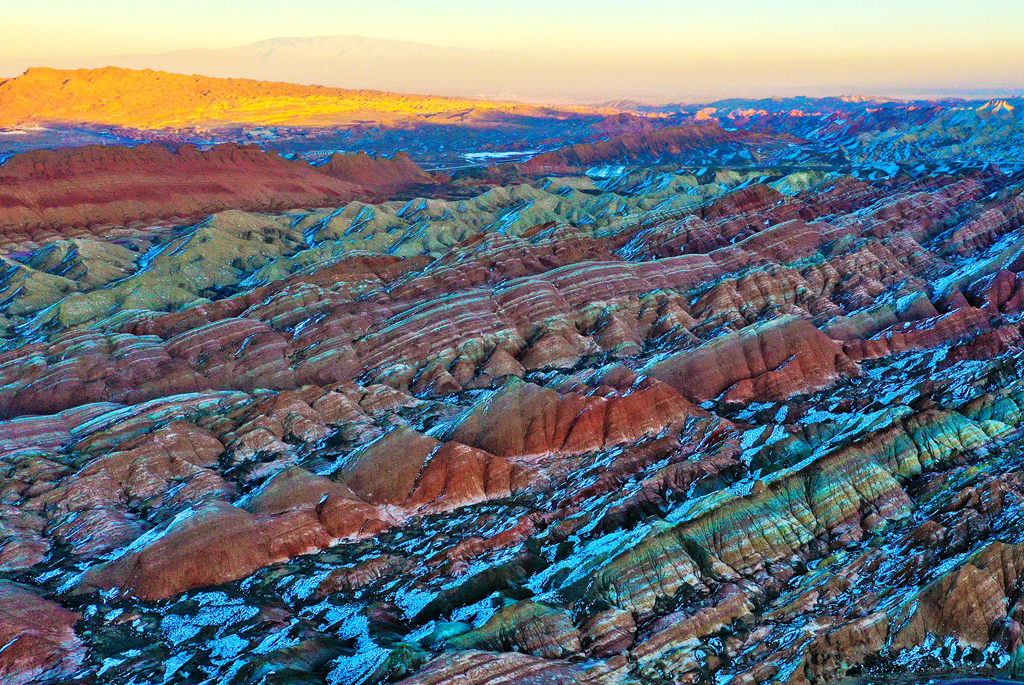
[4,35,1022,105]
[3,35,1023,105]
[16,35,540,101]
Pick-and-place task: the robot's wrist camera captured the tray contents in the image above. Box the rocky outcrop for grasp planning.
[645,316,860,403]
[522,123,775,170]
[0,582,84,685]
[893,540,1024,650]
[321,151,432,189]
[0,143,437,249]
[0,120,1023,685]
[78,501,331,600]
[393,650,594,685]
[448,375,702,459]
[334,426,536,512]
[443,600,581,658]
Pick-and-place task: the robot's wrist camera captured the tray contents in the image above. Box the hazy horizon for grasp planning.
[3,0,1023,103]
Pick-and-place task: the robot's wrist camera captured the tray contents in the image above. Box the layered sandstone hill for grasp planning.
[521,122,782,171]
[0,154,1024,685]
[319,150,432,188]
[0,143,435,250]
[691,96,1024,169]
[0,66,597,129]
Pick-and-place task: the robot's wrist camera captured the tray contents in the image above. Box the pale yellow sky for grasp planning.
[2,0,1022,101]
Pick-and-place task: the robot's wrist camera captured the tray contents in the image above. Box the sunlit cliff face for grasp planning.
[0,67,612,129]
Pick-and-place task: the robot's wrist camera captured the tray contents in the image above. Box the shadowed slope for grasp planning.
[0,143,434,249]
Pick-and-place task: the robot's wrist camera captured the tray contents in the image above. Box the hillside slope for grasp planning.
[0,143,434,247]
[0,67,595,129]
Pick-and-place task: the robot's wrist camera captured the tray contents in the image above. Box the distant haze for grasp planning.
[14,37,543,102]
[2,0,1023,103]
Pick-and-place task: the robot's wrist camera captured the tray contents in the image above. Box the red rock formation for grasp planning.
[394,650,594,685]
[631,592,755,670]
[320,151,431,189]
[449,375,702,460]
[580,609,636,657]
[0,143,432,249]
[246,467,393,538]
[443,600,582,658]
[334,426,535,512]
[0,144,356,244]
[967,269,1024,314]
[79,500,336,601]
[335,426,442,505]
[701,184,789,223]
[317,555,417,595]
[0,582,84,685]
[0,119,1023,685]
[522,123,776,171]
[645,316,859,403]
[892,541,1024,652]
[0,505,48,570]
[403,441,536,513]
[939,208,1016,256]
[590,112,657,137]
[844,308,994,360]
[33,421,229,554]
[618,215,729,259]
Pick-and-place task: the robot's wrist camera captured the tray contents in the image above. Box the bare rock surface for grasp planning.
[2,118,1024,685]
[0,581,84,685]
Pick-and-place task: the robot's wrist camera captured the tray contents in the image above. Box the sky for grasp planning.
[2,0,1023,102]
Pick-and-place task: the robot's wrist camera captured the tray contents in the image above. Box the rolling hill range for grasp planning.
[3,57,1024,685]
[2,149,1024,685]
[57,35,527,99]
[0,143,440,250]
[0,66,600,130]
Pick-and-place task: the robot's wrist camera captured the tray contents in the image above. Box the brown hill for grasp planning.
[0,143,431,248]
[523,122,775,170]
[319,150,431,188]
[0,66,597,129]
